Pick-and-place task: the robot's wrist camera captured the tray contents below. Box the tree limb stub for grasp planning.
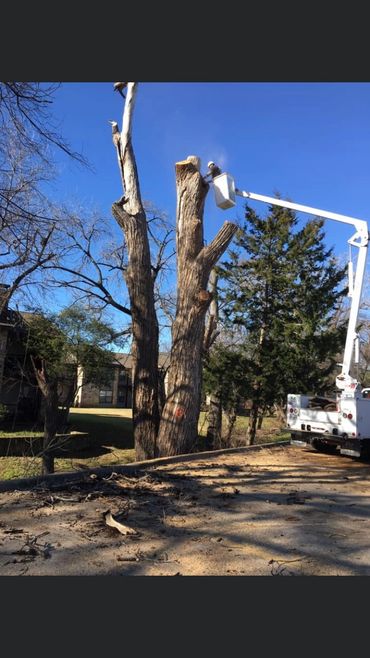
[200,221,238,271]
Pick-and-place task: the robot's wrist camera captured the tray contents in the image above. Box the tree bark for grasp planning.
[274,402,286,428]
[224,407,237,445]
[42,382,59,474]
[204,269,222,450]
[247,397,260,445]
[156,158,237,456]
[110,83,159,460]
[203,270,219,354]
[31,357,58,474]
[206,392,222,450]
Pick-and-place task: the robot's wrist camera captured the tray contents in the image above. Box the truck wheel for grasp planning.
[312,437,337,454]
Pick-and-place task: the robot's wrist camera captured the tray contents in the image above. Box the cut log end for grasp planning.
[176,159,193,168]
[186,155,201,171]
[197,289,212,303]
[175,156,201,172]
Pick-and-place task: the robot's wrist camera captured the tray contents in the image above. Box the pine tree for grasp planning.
[218,202,347,444]
[203,343,252,447]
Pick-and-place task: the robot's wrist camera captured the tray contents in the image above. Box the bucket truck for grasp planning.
[211,169,370,458]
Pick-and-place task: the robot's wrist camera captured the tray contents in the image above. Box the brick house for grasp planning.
[0,288,41,419]
[0,286,170,414]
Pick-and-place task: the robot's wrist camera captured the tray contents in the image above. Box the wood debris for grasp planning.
[103,510,138,536]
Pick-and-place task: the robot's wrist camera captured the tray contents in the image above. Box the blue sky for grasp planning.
[42,82,370,344]
[52,82,370,251]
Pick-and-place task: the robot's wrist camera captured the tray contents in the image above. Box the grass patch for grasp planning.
[67,408,133,448]
[0,408,136,481]
[0,408,289,481]
[0,430,43,438]
[0,449,136,481]
[199,411,288,445]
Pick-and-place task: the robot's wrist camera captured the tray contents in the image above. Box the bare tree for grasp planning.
[0,135,57,315]
[42,211,133,318]
[0,82,86,313]
[0,82,85,165]
[109,84,161,459]
[108,83,237,458]
[41,203,175,325]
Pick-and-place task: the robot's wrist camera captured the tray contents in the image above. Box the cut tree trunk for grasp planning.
[156,158,237,456]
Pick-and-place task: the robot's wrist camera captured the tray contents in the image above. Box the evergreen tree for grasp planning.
[203,343,252,447]
[218,202,347,444]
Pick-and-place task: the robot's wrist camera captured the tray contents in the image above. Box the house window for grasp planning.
[99,388,113,404]
[118,368,129,384]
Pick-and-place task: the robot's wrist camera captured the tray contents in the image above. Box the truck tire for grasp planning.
[311,437,337,454]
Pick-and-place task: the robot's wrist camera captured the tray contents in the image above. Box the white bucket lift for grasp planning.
[213,173,236,209]
[210,164,370,457]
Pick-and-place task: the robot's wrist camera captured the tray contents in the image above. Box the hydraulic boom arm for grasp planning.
[213,174,369,391]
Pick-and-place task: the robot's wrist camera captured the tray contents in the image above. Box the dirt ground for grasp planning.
[1,443,370,576]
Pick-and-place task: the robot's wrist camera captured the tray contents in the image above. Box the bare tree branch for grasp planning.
[200,222,239,270]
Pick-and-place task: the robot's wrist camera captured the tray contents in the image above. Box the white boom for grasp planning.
[212,173,369,392]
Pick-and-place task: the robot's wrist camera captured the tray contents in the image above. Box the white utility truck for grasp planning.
[212,169,370,458]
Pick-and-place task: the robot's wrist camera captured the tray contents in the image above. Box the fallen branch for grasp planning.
[103,510,138,536]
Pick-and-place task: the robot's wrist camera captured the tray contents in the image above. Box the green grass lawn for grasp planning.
[0,408,288,481]
[0,408,136,481]
[68,408,134,447]
[0,430,43,438]
[198,411,289,444]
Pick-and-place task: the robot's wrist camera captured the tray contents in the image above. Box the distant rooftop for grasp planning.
[112,352,170,369]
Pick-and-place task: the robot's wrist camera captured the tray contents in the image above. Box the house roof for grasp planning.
[4,307,171,370]
[112,352,170,369]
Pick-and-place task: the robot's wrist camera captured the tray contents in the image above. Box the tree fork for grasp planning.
[156,158,237,456]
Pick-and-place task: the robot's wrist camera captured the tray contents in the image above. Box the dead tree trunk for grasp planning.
[110,83,159,460]
[156,158,237,456]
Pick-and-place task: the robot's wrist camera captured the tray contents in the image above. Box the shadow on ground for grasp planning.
[2,445,370,575]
